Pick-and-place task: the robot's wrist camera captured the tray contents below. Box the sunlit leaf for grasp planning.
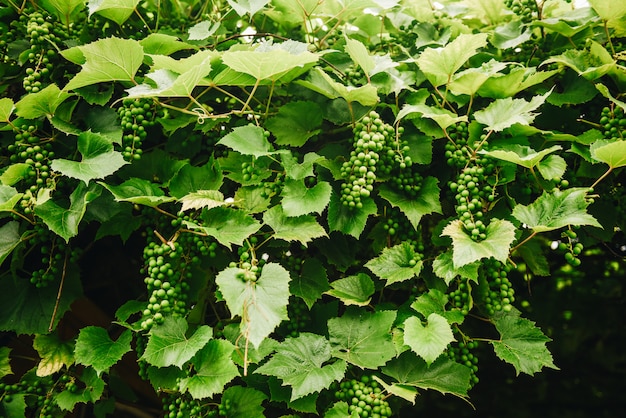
[325,273,375,306]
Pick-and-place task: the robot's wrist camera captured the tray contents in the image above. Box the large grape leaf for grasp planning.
[169,158,223,199]
[179,190,225,212]
[328,308,396,369]
[491,308,559,376]
[34,182,101,242]
[480,144,562,169]
[477,67,559,99]
[473,91,551,132]
[63,37,144,91]
[403,313,454,365]
[327,192,378,238]
[220,386,267,418]
[431,250,479,285]
[381,351,471,400]
[87,0,140,25]
[75,327,132,376]
[218,124,274,157]
[441,219,516,268]
[365,242,424,286]
[41,0,85,21]
[0,221,21,266]
[178,340,240,399]
[263,205,328,246]
[280,179,332,216]
[378,177,442,229]
[590,139,626,168]
[511,188,601,232]
[184,206,262,248]
[449,59,508,97]
[138,33,196,56]
[290,258,329,309]
[14,84,72,119]
[266,101,323,147]
[51,131,128,184]
[325,273,375,306]
[216,263,291,349]
[416,33,489,87]
[33,334,75,377]
[256,333,346,400]
[141,317,213,368]
[589,0,626,36]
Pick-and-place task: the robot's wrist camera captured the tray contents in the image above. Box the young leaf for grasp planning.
[34,182,101,242]
[395,104,467,131]
[473,91,551,132]
[0,222,20,266]
[63,37,144,91]
[479,144,562,170]
[99,178,176,207]
[537,154,567,180]
[226,0,270,16]
[416,33,489,87]
[216,263,291,349]
[75,327,132,376]
[290,258,330,309]
[296,67,379,106]
[378,176,442,229]
[381,351,471,399]
[325,273,375,306]
[51,131,128,184]
[328,308,397,369]
[410,289,465,325]
[403,313,455,365]
[218,124,274,157]
[432,250,479,285]
[126,62,212,98]
[55,367,105,411]
[448,59,508,97]
[87,0,139,25]
[265,101,323,147]
[178,339,240,399]
[512,188,601,232]
[179,190,225,212]
[345,38,376,77]
[365,241,424,286]
[141,317,213,368]
[263,205,328,246]
[138,33,196,55]
[184,206,262,248]
[220,386,267,418]
[590,139,626,168]
[33,334,75,377]
[327,191,378,238]
[280,179,332,216]
[188,20,220,41]
[491,308,559,376]
[256,333,347,400]
[441,219,516,268]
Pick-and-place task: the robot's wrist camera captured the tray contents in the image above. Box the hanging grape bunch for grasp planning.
[599,106,625,141]
[478,258,515,316]
[118,97,163,161]
[333,375,393,418]
[505,0,539,23]
[447,340,480,388]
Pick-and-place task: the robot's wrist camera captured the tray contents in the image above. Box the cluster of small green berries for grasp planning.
[261,171,285,198]
[140,240,193,330]
[27,225,81,287]
[340,111,394,209]
[505,0,539,23]
[118,97,162,161]
[382,208,426,257]
[135,333,150,381]
[554,228,584,267]
[171,214,219,260]
[333,375,392,418]
[278,296,311,338]
[449,166,493,242]
[344,65,366,86]
[479,259,515,316]
[599,106,625,141]
[0,373,59,417]
[448,278,472,316]
[7,123,55,214]
[162,392,205,418]
[386,166,422,198]
[447,340,479,388]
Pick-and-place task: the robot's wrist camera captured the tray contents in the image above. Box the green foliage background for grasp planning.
[1,0,625,417]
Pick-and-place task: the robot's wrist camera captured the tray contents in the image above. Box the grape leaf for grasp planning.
[179,190,225,211]
[218,124,274,157]
[449,59,508,97]
[146,366,186,391]
[256,333,346,400]
[290,258,330,309]
[441,219,516,268]
[34,182,101,242]
[0,394,26,417]
[216,263,291,349]
[477,67,559,99]
[75,327,132,376]
[372,375,419,404]
[138,33,196,56]
[403,313,455,365]
[590,139,626,168]
[396,103,466,131]
[266,101,323,147]
[474,91,551,132]
[63,37,144,90]
[512,188,601,232]
[0,164,30,186]
[325,401,359,418]
[537,154,567,180]
[33,334,74,377]
[328,308,397,369]
[327,192,378,238]
[542,42,615,81]
[226,0,270,16]
[432,250,479,285]
[221,386,267,418]
[381,351,471,399]
[281,151,327,180]
[297,67,379,106]
[280,179,332,216]
[365,242,424,286]
[410,289,465,325]
[589,0,626,36]
[325,273,375,306]
[126,63,212,98]
[51,131,128,184]
[178,339,240,399]
[345,37,376,77]
[595,83,626,113]
[480,144,562,169]
[416,33,489,87]
[55,367,105,411]
[264,205,328,246]
[378,177,442,229]
[99,178,176,207]
[87,0,140,25]
[0,221,20,266]
[0,347,12,379]
[14,84,72,119]
[168,158,223,199]
[491,308,559,376]
[515,240,550,276]
[142,317,213,368]
[188,20,220,41]
[41,0,85,21]
[0,97,14,124]
[184,206,262,248]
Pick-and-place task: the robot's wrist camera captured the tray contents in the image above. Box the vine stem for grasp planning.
[48,251,68,332]
[590,167,613,190]
[511,231,538,254]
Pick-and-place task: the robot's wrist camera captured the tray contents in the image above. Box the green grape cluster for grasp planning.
[340,111,395,209]
[449,166,494,242]
[135,333,150,381]
[118,97,162,161]
[0,372,59,418]
[447,340,479,388]
[554,228,584,267]
[344,64,366,86]
[279,296,311,338]
[382,208,425,256]
[479,259,515,316]
[333,375,393,418]
[599,106,625,141]
[27,225,81,288]
[162,392,205,418]
[261,170,284,198]
[448,278,472,316]
[387,165,422,198]
[505,0,539,23]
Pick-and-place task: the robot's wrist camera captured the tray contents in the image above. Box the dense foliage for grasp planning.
[1,0,625,417]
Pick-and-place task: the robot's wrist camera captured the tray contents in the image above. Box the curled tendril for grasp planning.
[191,107,210,124]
